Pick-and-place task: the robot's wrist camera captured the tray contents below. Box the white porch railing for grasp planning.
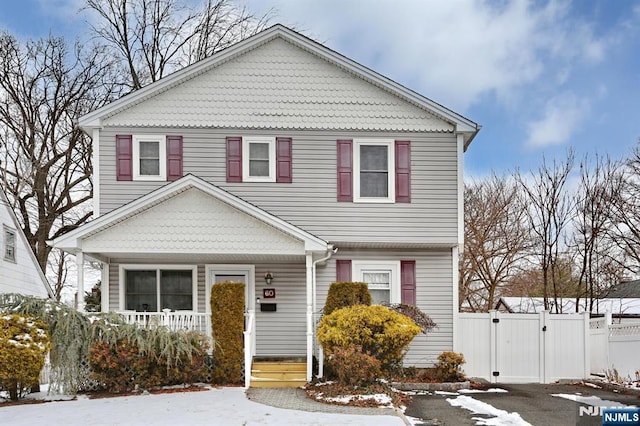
[244,309,256,388]
[118,310,211,336]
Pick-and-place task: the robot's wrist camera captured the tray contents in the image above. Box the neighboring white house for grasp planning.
[0,187,54,298]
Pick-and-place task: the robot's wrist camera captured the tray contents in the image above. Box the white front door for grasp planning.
[206,265,255,313]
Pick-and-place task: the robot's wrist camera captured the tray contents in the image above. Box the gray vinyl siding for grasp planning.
[105,259,308,357]
[98,127,458,245]
[253,263,307,357]
[315,248,454,368]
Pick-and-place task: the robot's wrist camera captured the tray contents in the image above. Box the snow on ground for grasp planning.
[551,393,631,408]
[0,386,405,426]
[447,395,532,426]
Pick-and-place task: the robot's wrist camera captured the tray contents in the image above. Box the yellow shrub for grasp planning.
[435,351,466,382]
[317,305,420,372]
[0,314,51,400]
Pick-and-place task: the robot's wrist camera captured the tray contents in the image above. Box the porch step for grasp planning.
[250,359,306,388]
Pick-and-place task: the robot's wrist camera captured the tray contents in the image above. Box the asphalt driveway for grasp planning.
[404,382,640,425]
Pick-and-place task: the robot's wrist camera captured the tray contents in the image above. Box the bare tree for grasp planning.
[516,152,575,312]
[84,0,272,90]
[460,174,532,311]
[572,154,625,311]
[607,142,640,276]
[0,33,121,299]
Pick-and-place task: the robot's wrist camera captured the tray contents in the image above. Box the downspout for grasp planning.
[312,244,337,379]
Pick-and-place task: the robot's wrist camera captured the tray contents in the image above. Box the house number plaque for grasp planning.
[263,288,276,298]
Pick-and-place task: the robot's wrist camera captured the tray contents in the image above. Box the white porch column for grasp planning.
[101,262,109,313]
[76,251,85,312]
[305,252,313,382]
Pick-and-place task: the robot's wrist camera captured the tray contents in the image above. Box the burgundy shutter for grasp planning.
[166,135,183,181]
[226,136,243,182]
[276,137,292,183]
[116,135,133,181]
[395,140,411,203]
[337,140,353,201]
[400,260,416,305]
[336,259,352,282]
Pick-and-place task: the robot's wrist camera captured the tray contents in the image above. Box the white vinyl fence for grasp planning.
[458,311,590,383]
[590,313,640,380]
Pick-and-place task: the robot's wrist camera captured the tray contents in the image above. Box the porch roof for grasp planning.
[51,175,330,256]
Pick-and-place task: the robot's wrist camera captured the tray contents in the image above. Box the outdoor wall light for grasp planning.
[264,271,274,285]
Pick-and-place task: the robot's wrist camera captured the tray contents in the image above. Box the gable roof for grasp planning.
[0,188,54,298]
[78,24,480,148]
[605,280,640,298]
[51,174,330,254]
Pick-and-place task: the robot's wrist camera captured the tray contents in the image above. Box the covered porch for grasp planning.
[51,175,334,386]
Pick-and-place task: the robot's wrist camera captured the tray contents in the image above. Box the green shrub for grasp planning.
[317,305,420,373]
[327,344,381,387]
[88,331,209,392]
[0,314,51,400]
[211,281,245,384]
[323,281,371,315]
[435,351,466,382]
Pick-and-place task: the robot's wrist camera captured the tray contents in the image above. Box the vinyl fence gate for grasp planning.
[457,311,590,383]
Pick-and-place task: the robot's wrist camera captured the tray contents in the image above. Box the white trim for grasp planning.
[242,136,276,182]
[205,264,256,314]
[101,262,109,313]
[118,264,198,312]
[353,139,395,203]
[76,252,85,312]
[352,260,400,303]
[132,135,167,181]
[452,246,459,352]
[456,134,464,246]
[92,128,101,217]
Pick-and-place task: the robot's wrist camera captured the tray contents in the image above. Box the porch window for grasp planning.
[124,267,195,312]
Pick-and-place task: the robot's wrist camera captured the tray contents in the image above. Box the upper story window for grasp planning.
[133,135,167,181]
[242,136,276,182]
[3,225,16,263]
[354,139,395,202]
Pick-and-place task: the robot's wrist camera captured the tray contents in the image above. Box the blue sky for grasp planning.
[1,0,638,178]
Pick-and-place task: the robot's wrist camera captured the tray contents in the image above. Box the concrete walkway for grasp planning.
[246,387,406,418]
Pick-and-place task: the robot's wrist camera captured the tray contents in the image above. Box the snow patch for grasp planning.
[447,395,532,426]
[460,388,508,394]
[551,393,628,407]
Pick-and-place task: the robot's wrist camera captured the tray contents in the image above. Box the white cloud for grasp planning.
[525,93,589,148]
[252,0,612,112]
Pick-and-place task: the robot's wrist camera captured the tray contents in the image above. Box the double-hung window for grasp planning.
[3,226,16,263]
[353,260,400,304]
[132,135,167,180]
[242,136,276,181]
[354,139,395,202]
[122,266,196,312]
